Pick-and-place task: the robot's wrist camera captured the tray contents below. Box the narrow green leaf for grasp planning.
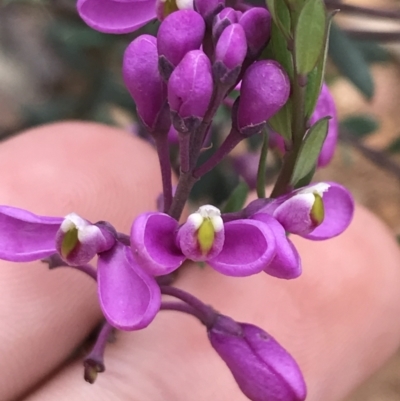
[386,137,400,154]
[295,0,327,75]
[353,40,390,64]
[222,181,250,213]
[291,117,329,184]
[268,100,293,140]
[266,0,291,39]
[329,23,374,99]
[305,13,333,118]
[263,20,293,79]
[340,114,379,137]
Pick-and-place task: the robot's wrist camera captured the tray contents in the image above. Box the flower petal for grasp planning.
[130,212,185,275]
[98,243,161,331]
[0,206,62,262]
[208,219,276,276]
[252,213,301,279]
[304,182,354,240]
[77,0,157,34]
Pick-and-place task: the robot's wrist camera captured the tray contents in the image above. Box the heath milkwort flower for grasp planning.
[131,204,302,278]
[208,315,307,401]
[0,206,161,331]
[157,10,205,80]
[257,182,354,239]
[212,7,240,43]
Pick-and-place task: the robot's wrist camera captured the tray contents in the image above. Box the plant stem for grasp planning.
[193,128,243,178]
[256,129,269,198]
[160,286,217,328]
[155,135,173,213]
[160,301,205,322]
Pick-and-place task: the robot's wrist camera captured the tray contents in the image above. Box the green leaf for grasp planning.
[295,0,327,75]
[305,13,333,118]
[263,20,293,79]
[340,114,379,137]
[268,100,293,140]
[265,0,291,39]
[386,137,400,154]
[291,117,329,184]
[222,181,249,213]
[329,23,374,99]
[353,40,390,64]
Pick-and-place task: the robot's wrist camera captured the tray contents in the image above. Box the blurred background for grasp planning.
[1,0,400,399]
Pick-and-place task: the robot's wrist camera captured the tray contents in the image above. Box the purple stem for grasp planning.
[160,301,206,322]
[155,135,173,213]
[194,127,243,178]
[160,286,217,328]
[84,321,114,383]
[51,262,97,281]
[179,133,191,173]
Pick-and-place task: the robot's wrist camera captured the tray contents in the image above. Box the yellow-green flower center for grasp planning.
[197,218,215,254]
[310,193,325,226]
[61,226,79,257]
[163,0,179,17]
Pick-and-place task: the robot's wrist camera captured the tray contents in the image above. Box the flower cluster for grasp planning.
[0,1,354,401]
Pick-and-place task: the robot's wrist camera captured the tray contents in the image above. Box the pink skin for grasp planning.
[0,122,400,401]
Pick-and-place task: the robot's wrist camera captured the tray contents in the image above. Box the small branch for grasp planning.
[343,29,400,43]
[325,0,400,20]
[155,135,173,213]
[256,129,269,198]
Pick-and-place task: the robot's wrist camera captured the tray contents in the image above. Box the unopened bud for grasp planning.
[239,7,271,57]
[214,23,247,86]
[237,60,290,136]
[123,35,169,132]
[194,0,225,25]
[157,10,205,80]
[168,50,213,133]
[212,7,239,42]
[208,315,307,401]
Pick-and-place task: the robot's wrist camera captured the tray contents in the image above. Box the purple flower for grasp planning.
[259,182,354,239]
[208,315,307,401]
[212,7,239,43]
[239,7,271,57]
[77,0,157,34]
[131,204,302,278]
[157,10,205,80]
[194,0,225,25]
[168,49,213,132]
[123,35,170,132]
[237,60,290,136]
[0,206,161,331]
[214,23,247,85]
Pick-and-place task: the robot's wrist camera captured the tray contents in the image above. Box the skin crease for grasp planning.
[0,122,398,401]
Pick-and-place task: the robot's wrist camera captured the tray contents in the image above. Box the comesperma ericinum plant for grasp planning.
[0,0,354,400]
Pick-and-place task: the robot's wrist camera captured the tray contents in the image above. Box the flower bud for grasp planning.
[239,7,271,57]
[157,10,206,80]
[212,7,239,42]
[208,315,307,401]
[55,213,115,266]
[214,23,247,86]
[168,50,213,133]
[178,205,225,261]
[123,35,169,132]
[237,60,290,136]
[194,0,225,25]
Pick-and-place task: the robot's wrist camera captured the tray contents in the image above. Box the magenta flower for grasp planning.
[131,205,300,278]
[77,0,158,34]
[208,315,307,401]
[258,182,354,239]
[0,206,161,331]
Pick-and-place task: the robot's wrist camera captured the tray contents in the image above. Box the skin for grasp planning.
[0,121,399,401]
